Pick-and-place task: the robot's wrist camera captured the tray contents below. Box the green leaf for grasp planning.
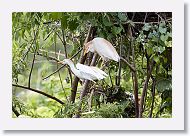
[118,13,127,22]
[50,12,62,20]
[153,55,160,63]
[111,26,122,35]
[159,26,167,34]
[143,23,152,31]
[166,32,172,38]
[68,20,79,31]
[160,34,168,42]
[156,78,172,93]
[103,18,113,26]
[146,47,153,56]
[61,14,69,29]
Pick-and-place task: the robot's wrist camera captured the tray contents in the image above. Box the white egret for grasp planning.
[84,37,120,62]
[59,59,108,81]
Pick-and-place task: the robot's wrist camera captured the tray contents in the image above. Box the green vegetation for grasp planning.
[12,12,172,118]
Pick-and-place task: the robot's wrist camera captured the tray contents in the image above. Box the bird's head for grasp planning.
[58,59,73,65]
[83,41,93,56]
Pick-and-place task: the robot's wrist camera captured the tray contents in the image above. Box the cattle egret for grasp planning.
[59,59,108,81]
[84,37,120,62]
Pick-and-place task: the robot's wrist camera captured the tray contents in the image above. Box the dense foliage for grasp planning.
[12,12,172,118]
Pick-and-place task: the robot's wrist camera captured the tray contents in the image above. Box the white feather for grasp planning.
[61,59,108,81]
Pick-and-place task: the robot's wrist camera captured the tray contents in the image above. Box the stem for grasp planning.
[37,52,60,62]
[54,33,69,102]
[28,30,38,88]
[120,57,135,72]
[108,67,113,87]
[55,29,73,85]
[22,26,39,62]
[13,84,64,105]
[116,38,122,86]
[12,106,20,117]
[149,78,156,118]
[44,27,56,41]
[128,25,139,118]
[139,60,154,117]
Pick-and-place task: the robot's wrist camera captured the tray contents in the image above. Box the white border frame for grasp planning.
[0,0,184,130]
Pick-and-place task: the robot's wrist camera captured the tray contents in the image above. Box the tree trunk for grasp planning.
[70,26,94,103]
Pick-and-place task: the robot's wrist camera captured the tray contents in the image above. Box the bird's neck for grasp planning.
[67,62,80,76]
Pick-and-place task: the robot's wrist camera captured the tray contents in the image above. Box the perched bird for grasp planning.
[84,37,120,62]
[59,59,108,81]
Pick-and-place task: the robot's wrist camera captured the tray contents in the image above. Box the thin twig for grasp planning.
[108,67,113,87]
[13,84,64,105]
[28,29,38,88]
[44,27,56,41]
[37,52,60,62]
[22,30,39,62]
[120,57,135,72]
[149,77,156,118]
[143,12,148,23]
[116,38,122,86]
[39,49,65,58]
[128,25,139,118]
[60,29,73,85]
[12,106,20,117]
[54,33,69,102]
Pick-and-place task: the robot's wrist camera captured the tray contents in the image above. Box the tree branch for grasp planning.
[120,57,136,72]
[54,33,69,102]
[70,26,94,103]
[12,84,64,105]
[37,52,60,62]
[60,29,73,85]
[139,60,154,117]
[28,29,38,88]
[128,25,139,118]
[116,38,122,86]
[149,77,156,118]
[12,106,20,117]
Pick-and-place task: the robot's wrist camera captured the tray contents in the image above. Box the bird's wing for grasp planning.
[76,63,106,80]
[93,38,120,62]
[90,66,108,77]
[76,63,99,80]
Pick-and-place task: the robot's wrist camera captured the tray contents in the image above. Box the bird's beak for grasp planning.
[83,48,87,56]
[58,61,63,64]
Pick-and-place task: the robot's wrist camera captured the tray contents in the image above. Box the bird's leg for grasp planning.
[79,79,84,85]
[101,79,110,88]
[88,88,95,112]
[100,59,109,71]
[108,67,113,88]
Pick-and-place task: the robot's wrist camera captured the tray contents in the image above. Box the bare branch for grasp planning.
[12,106,20,117]
[149,77,156,118]
[120,57,136,72]
[13,84,64,105]
[28,29,38,88]
[54,34,69,102]
[139,60,155,118]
